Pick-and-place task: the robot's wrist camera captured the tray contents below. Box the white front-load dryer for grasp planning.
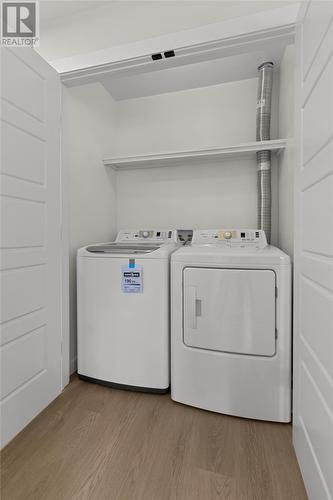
[171,229,291,422]
[77,229,180,392]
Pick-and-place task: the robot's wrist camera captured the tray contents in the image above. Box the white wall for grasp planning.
[39,2,295,378]
[115,79,258,154]
[62,82,117,372]
[61,59,287,373]
[116,160,259,231]
[278,44,295,257]
[38,1,294,62]
[114,78,279,244]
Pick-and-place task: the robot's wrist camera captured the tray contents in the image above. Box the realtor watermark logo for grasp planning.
[1,1,39,46]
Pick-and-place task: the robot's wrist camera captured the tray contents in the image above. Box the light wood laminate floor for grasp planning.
[1,375,307,500]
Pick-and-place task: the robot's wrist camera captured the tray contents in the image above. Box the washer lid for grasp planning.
[86,243,160,254]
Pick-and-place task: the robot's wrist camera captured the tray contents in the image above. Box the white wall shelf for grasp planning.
[103,139,287,170]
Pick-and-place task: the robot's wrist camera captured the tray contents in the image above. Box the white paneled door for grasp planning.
[293,2,333,499]
[0,48,65,448]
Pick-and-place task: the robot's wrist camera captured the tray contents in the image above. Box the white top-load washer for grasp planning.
[77,229,180,392]
[171,229,291,422]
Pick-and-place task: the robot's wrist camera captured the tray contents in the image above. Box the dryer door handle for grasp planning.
[188,287,201,329]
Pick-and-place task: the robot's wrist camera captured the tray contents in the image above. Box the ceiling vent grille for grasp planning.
[151,50,175,61]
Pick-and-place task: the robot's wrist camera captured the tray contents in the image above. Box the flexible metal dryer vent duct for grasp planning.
[256,62,273,243]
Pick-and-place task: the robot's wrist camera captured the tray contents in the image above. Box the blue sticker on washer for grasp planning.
[121,265,143,293]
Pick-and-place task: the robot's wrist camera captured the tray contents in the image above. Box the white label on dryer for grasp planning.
[121,265,143,293]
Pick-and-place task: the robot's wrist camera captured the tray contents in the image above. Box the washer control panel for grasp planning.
[116,229,178,243]
[192,229,267,248]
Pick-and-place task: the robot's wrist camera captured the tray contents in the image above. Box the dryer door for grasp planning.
[183,268,276,356]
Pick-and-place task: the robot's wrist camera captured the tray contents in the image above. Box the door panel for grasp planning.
[1,47,45,120]
[2,121,45,182]
[1,326,46,399]
[302,55,333,164]
[293,3,333,499]
[0,48,62,448]
[302,1,333,79]
[1,267,45,323]
[183,268,276,356]
[301,175,333,256]
[1,196,45,248]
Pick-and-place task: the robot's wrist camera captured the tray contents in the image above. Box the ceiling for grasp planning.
[39,1,296,25]
[39,1,109,22]
[41,1,296,100]
[38,1,297,63]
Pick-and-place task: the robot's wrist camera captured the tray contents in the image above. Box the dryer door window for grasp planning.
[183,268,276,356]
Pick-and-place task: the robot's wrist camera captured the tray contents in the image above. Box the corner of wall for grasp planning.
[62,82,118,369]
[278,44,296,258]
[70,356,78,375]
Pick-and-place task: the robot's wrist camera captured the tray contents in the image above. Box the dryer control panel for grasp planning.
[116,229,178,243]
[192,229,268,248]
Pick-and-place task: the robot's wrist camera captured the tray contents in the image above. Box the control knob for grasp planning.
[142,231,149,238]
[224,231,232,240]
